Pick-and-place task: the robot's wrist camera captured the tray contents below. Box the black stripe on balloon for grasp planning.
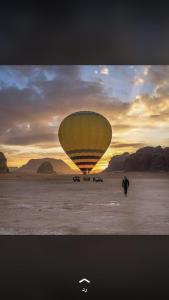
[66,149,104,154]
[72,111,100,116]
[76,162,96,166]
[80,168,92,171]
[71,156,101,160]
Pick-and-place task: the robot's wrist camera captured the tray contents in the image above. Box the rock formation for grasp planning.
[107,146,169,172]
[107,152,129,171]
[37,161,55,174]
[0,152,9,173]
[17,158,75,174]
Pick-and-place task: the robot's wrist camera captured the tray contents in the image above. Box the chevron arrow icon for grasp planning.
[79,278,91,284]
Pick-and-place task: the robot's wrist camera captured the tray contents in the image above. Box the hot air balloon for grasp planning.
[58,111,112,175]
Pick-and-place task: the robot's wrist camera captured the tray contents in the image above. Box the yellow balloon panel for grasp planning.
[58,111,112,174]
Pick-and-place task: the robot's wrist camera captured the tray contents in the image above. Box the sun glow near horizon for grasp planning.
[6,143,140,173]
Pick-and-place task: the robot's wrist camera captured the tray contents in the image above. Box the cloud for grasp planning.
[131,76,144,85]
[0,66,133,148]
[143,66,150,76]
[111,124,134,132]
[0,66,107,144]
[100,66,109,75]
[146,65,169,85]
[110,141,145,148]
[149,114,160,118]
[4,132,57,146]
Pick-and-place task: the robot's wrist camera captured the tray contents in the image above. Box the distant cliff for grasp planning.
[17,158,75,174]
[107,146,169,171]
[37,161,55,174]
[107,152,130,171]
[0,152,9,173]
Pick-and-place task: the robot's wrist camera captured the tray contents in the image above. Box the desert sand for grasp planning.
[0,172,169,234]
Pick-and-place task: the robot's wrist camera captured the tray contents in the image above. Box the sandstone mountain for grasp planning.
[0,152,9,173]
[107,152,129,171]
[107,146,169,172]
[17,158,75,174]
[37,161,55,174]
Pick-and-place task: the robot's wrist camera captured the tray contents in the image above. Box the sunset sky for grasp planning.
[0,65,169,172]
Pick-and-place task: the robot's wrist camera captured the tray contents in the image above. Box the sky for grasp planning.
[0,65,169,172]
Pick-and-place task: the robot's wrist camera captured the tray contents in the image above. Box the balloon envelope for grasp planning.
[58,111,112,174]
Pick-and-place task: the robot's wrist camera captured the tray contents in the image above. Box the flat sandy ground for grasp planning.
[0,172,169,234]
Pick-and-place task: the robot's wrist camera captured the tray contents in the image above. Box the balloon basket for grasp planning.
[83,175,91,181]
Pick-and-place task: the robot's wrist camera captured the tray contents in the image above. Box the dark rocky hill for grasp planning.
[0,152,9,173]
[107,152,129,171]
[17,158,75,174]
[107,146,169,171]
[37,161,55,174]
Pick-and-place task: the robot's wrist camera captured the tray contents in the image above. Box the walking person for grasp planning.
[122,176,130,196]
